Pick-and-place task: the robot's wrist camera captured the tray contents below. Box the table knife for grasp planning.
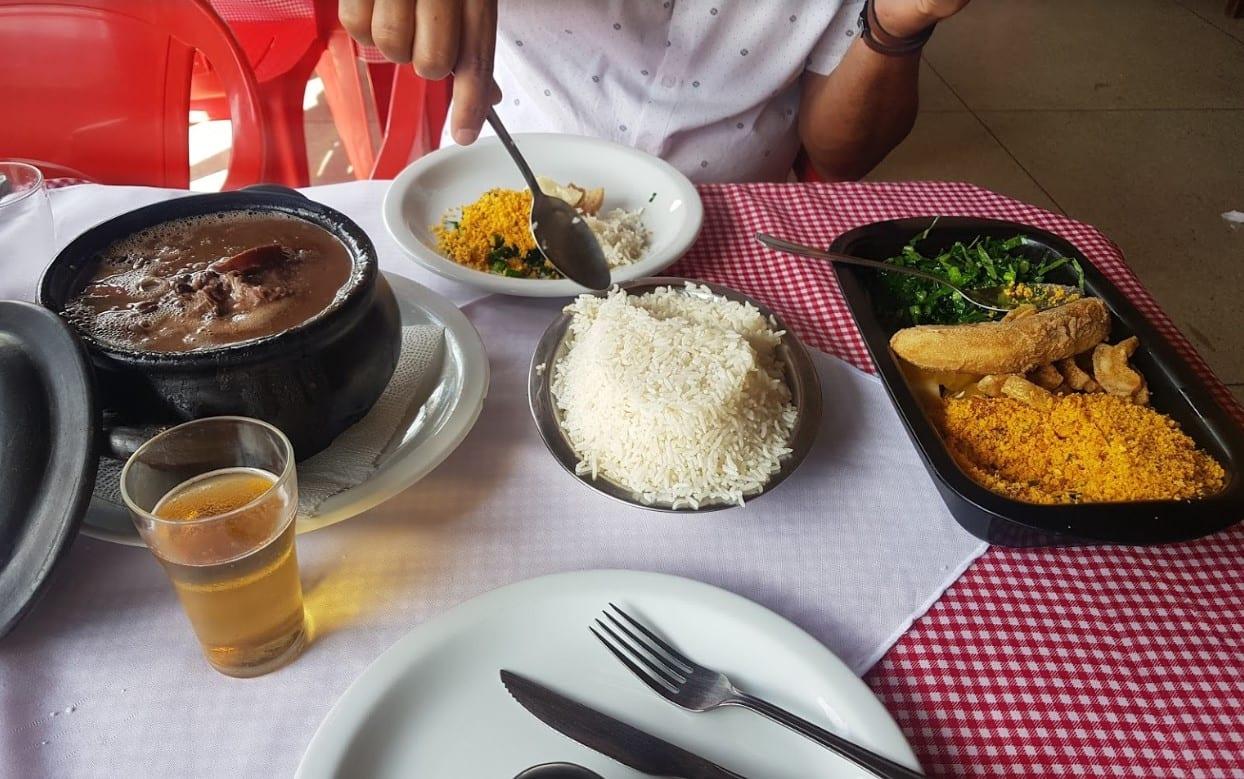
[500,670,746,779]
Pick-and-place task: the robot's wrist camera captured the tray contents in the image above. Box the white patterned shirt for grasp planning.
[444,0,865,183]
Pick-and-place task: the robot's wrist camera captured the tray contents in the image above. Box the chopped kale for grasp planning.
[879,223,1085,325]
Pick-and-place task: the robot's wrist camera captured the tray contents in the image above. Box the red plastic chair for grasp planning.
[196,2,396,184]
[198,0,393,183]
[198,0,453,183]
[192,1,333,186]
[370,68,452,179]
[316,47,453,180]
[315,28,378,179]
[0,0,265,190]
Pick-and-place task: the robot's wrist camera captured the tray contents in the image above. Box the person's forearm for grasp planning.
[798,39,920,182]
[798,0,954,181]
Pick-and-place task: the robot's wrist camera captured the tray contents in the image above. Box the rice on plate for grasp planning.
[550,282,798,509]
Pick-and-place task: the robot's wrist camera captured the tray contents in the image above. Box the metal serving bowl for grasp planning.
[528,277,822,512]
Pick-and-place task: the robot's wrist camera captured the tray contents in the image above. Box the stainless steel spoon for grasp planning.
[755,232,1080,313]
[485,109,611,290]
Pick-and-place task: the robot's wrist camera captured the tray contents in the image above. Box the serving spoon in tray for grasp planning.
[755,232,1080,314]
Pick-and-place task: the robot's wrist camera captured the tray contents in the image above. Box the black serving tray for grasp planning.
[830,217,1244,547]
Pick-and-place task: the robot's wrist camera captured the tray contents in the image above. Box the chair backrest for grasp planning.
[0,0,266,189]
[371,69,452,179]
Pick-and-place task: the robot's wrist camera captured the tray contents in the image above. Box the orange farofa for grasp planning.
[935,394,1225,504]
[433,188,536,270]
[1004,281,1077,308]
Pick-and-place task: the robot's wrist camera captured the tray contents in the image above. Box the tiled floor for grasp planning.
[190,0,1243,391]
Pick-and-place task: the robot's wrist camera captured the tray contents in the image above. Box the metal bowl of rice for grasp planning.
[529,278,822,512]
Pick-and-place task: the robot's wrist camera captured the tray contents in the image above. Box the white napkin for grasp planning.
[90,324,445,515]
[296,325,445,512]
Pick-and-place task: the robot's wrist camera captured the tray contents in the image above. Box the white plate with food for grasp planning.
[81,273,489,545]
[296,569,920,778]
[383,133,703,297]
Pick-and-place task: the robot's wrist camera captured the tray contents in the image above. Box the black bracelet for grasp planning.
[859,0,935,56]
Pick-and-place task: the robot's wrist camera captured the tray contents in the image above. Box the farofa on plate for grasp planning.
[935,393,1225,504]
[433,179,650,280]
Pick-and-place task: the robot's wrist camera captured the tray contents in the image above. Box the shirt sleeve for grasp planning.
[805,0,865,75]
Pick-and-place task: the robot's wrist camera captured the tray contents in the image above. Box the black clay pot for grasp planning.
[38,186,400,460]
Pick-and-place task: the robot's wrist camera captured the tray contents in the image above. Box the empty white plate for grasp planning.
[383,134,703,297]
[297,570,920,778]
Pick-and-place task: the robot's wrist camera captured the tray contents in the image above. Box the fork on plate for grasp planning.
[591,604,925,779]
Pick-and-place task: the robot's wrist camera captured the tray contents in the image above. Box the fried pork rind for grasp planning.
[1001,375,1054,410]
[1029,363,1064,390]
[976,374,1011,398]
[535,178,605,215]
[536,176,582,209]
[577,186,605,215]
[889,297,1110,375]
[1056,357,1100,392]
[1092,337,1143,396]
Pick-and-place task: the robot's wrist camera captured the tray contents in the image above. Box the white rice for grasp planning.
[583,208,650,268]
[550,283,797,509]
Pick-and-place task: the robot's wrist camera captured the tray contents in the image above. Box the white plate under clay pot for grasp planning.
[81,273,489,545]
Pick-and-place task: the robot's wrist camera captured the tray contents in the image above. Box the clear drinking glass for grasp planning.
[121,417,307,678]
[0,161,55,301]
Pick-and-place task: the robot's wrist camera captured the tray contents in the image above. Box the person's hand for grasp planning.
[338,0,500,145]
[872,0,970,38]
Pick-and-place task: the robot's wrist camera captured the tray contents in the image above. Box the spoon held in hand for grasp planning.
[485,109,611,290]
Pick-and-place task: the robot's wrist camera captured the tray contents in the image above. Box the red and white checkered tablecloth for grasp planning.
[670,181,1244,778]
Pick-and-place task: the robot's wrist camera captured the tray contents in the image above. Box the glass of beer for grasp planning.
[121,417,306,677]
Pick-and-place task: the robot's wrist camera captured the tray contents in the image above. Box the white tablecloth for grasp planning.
[0,183,984,778]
